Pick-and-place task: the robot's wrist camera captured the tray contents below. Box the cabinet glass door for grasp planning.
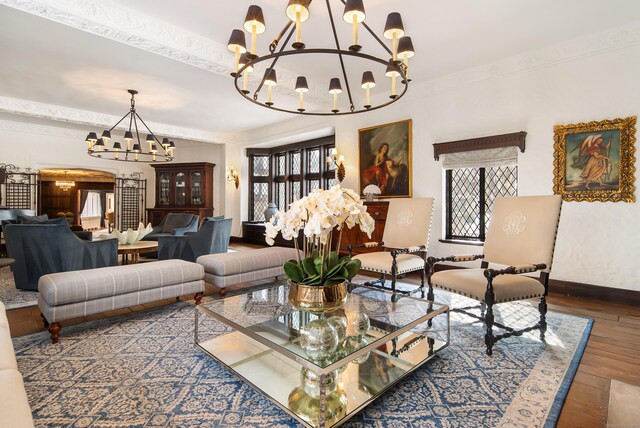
[175,172,187,206]
[159,172,171,206]
[191,171,202,205]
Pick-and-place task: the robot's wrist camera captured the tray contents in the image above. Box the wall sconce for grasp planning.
[326,148,346,182]
[226,166,239,189]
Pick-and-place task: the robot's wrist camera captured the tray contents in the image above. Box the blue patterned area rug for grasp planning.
[0,266,38,310]
[12,285,591,427]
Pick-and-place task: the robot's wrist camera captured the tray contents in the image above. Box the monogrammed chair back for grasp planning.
[483,195,562,272]
[381,198,434,250]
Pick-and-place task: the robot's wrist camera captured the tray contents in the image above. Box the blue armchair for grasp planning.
[158,217,232,262]
[4,223,118,291]
[144,213,199,242]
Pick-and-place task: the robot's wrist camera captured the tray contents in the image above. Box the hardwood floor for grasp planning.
[5,251,639,427]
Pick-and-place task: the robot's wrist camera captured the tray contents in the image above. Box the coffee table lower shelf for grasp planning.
[196,327,448,427]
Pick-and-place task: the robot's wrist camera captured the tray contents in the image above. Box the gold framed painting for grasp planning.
[553,116,636,202]
[358,119,412,198]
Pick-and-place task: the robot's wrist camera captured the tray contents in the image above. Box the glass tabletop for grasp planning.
[197,281,448,374]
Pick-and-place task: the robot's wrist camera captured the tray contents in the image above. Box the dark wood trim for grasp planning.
[229,236,244,243]
[547,278,640,307]
[246,135,335,156]
[433,131,526,161]
[434,263,640,306]
[438,239,484,246]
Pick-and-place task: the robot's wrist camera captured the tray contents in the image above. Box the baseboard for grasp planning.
[229,236,245,243]
[547,279,640,307]
[434,264,640,307]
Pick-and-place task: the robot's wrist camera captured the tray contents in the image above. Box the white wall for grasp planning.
[231,33,640,291]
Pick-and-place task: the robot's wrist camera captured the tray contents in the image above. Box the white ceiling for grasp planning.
[1,0,639,144]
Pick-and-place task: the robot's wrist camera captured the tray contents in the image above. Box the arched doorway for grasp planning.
[39,169,115,232]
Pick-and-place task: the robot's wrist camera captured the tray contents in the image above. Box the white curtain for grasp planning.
[80,192,102,218]
[442,146,519,169]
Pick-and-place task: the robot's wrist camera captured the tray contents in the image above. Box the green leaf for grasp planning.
[302,274,323,286]
[328,252,339,269]
[324,277,345,285]
[311,249,319,259]
[301,258,317,276]
[283,261,304,283]
[345,259,362,279]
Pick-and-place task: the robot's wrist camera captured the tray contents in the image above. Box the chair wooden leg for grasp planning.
[539,296,547,342]
[484,287,496,356]
[419,268,425,298]
[49,322,61,344]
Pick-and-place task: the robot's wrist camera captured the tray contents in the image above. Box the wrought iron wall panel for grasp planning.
[0,164,39,210]
[115,173,147,231]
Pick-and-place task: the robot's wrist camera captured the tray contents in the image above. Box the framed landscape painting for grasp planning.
[553,116,636,202]
[358,119,412,198]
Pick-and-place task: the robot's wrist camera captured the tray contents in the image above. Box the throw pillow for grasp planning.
[17,214,49,224]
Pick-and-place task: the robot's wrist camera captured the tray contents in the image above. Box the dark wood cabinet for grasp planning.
[147,162,215,225]
[339,201,389,255]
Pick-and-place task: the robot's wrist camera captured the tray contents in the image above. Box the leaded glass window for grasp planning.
[247,139,335,222]
[445,165,517,241]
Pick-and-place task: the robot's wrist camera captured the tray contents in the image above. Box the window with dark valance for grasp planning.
[433,132,526,243]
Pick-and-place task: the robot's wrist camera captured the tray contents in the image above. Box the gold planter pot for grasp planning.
[288,280,348,312]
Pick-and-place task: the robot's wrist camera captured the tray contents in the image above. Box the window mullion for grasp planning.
[479,168,486,241]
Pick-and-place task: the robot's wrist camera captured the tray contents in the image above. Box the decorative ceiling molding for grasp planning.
[0,96,238,144]
[0,118,86,139]
[421,20,640,95]
[0,0,326,102]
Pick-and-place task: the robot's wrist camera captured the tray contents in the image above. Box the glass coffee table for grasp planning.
[195,281,450,427]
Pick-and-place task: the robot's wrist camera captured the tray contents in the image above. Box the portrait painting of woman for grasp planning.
[359,119,412,197]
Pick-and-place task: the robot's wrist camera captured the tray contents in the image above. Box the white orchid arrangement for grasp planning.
[265,185,375,286]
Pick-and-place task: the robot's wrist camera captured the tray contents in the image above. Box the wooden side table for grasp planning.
[117,241,158,265]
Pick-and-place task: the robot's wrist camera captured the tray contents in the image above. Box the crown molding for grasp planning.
[0,118,86,139]
[0,96,239,144]
[0,0,325,102]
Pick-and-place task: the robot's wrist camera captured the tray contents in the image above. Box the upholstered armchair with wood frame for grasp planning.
[427,195,562,356]
[348,198,434,296]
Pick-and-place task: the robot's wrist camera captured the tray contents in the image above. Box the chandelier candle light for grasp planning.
[55,171,75,191]
[228,1,415,115]
[85,90,176,163]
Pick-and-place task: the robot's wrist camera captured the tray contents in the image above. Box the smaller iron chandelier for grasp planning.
[227,0,415,116]
[85,89,175,163]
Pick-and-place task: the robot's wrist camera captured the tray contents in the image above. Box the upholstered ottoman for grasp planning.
[39,260,204,343]
[197,247,300,295]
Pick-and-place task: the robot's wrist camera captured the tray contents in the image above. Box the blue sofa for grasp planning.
[158,217,232,262]
[144,213,199,242]
[4,223,117,291]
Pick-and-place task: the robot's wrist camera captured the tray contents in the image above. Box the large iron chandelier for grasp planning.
[227,0,415,116]
[85,89,175,163]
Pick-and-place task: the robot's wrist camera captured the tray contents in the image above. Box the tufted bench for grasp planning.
[38,260,204,343]
[197,247,300,296]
